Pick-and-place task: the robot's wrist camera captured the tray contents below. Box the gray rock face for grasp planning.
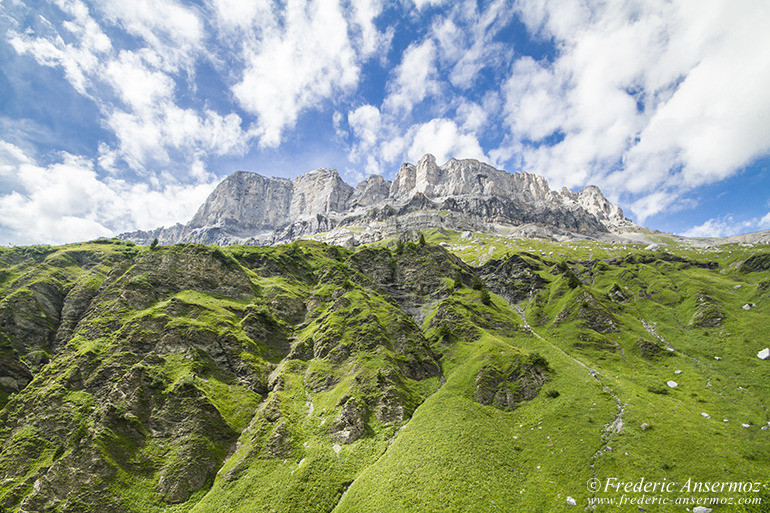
[120,154,638,246]
[290,168,353,218]
[350,174,391,207]
[188,172,292,234]
[329,397,366,444]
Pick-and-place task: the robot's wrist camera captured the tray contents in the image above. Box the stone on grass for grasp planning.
[693,507,713,513]
[566,496,577,506]
[666,380,678,388]
[701,412,711,419]
[757,348,770,360]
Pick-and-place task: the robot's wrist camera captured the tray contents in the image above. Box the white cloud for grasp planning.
[682,213,770,238]
[101,47,253,172]
[347,105,383,174]
[348,105,381,148]
[456,100,488,132]
[105,51,174,110]
[346,1,512,175]
[503,57,568,142]
[431,0,514,89]
[8,0,111,95]
[383,39,440,113]
[412,0,450,9]
[504,0,770,222]
[94,0,203,71]
[231,0,386,148]
[105,104,250,172]
[349,0,391,56]
[407,118,487,164]
[0,141,216,245]
[8,0,254,176]
[208,0,272,32]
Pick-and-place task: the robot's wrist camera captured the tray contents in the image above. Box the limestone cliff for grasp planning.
[120,154,637,246]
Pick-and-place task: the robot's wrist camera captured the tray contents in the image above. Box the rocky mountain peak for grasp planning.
[575,185,629,228]
[120,155,639,246]
[351,174,391,208]
[188,171,291,233]
[390,162,417,199]
[290,167,353,218]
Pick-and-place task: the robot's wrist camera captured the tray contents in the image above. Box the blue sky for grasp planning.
[1,0,769,245]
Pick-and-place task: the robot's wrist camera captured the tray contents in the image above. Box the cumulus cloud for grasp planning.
[384,39,440,113]
[345,1,510,175]
[8,0,111,95]
[0,141,216,245]
[431,0,514,89]
[682,213,770,238]
[504,0,770,221]
[230,0,388,148]
[407,119,487,164]
[93,0,204,71]
[412,0,450,10]
[348,105,381,153]
[8,0,253,176]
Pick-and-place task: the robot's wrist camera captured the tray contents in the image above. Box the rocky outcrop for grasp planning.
[689,293,725,327]
[120,155,637,246]
[329,397,366,444]
[350,175,391,208]
[739,253,770,273]
[473,354,549,411]
[478,253,548,304]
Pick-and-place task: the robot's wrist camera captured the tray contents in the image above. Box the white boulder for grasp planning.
[758,348,770,360]
[666,381,678,388]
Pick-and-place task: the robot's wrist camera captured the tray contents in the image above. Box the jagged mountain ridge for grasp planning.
[121,154,636,246]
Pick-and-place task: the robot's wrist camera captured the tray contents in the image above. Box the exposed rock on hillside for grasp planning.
[739,253,770,273]
[689,293,726,327]
[1,237,768,512]
[473,354,549,410]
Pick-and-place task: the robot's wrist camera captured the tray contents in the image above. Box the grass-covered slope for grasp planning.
[0,235,768,512]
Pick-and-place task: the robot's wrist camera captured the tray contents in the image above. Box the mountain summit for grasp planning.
[121,155,637,246]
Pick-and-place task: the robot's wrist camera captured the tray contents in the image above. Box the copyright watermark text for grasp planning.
[579,477,766,509]
[589,477,764,494]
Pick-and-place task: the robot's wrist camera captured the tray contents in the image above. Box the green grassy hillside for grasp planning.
[0,234,768,512]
